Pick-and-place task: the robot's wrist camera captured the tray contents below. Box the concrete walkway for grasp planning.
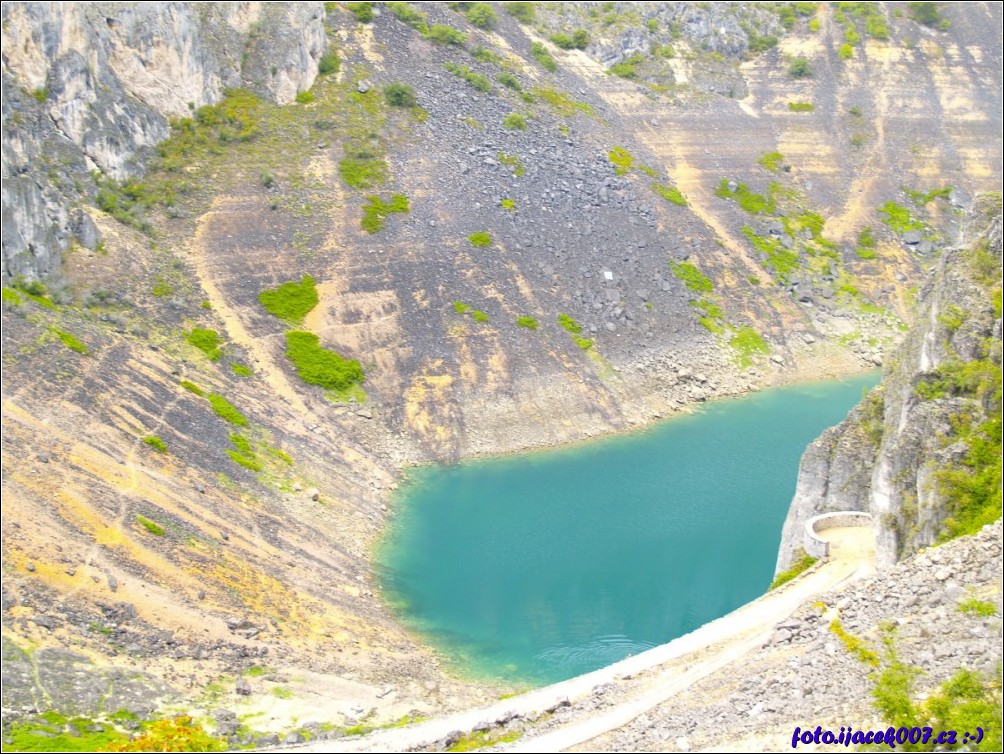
[297,526,876,753]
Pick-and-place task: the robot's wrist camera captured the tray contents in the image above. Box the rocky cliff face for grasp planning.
[1,1,326,283]
[778,202,1003,571]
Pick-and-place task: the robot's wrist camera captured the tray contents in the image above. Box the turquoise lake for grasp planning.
[376,372,879,686]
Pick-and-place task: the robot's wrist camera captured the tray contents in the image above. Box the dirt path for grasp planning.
[296,526,876,753]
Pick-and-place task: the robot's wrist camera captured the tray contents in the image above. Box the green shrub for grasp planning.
[444,62,492,92]
[788,56,813,78]
[497,72,521,90]
[295,91,315,104]
[838,42,854,59]
[207,393,248,426]
[500,198,516,210]
[453,301,471,314]
[465,3,497,29]
[186,328,222,361]
[136,515,165,536]
[557,313,582,333]
[425,24,467,46]
[651,182,686,206]
[670,261,714,294]
[318,49,341,75]
[384,82,417,107]
[468,232,492,247]
[180,380,204,396]
[516,316,538,330]
[503,112,527,130]
[2,287,23,306]
[573,335,593,350]
[258,275,318,324]
[730,326,770,367]
[347,2,374,22]
[231,362,253,377]
[551,29,589,49]
[530,86,593,117]
[504,2,535,23]
[908,1,949,29]
[361,194,409,233]
[530,41,557,72]
[788,101,815,112]
[741,226,799,283]
[471,309,490,322]
[50,327,89,355]
[716,179,776,214]
[769,548,817,589]
[31,87,49,103]
[472,45,502,64]
[143,436,168,453]
[389,2,428,30]
[830,618,880,666]
[608,54,643,79]
[285,331,364,391]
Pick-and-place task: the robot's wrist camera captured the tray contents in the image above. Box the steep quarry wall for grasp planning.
[1,1,326,283]
[778,206,1002,571]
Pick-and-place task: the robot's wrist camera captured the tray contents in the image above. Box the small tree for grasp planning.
[466,3,497,29]
[789,56,813,78]
[384,82,417,107]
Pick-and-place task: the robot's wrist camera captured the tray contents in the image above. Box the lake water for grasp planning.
[376,372,879,686]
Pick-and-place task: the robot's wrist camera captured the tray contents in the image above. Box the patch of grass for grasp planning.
[284,331,364,391]
[388,2,428,30]
[468,232,492,247]
[207,393,249,426]
[670,260,713,294]
[447,729,523,752]
[530,87,594,117]
[136,515,165,536]
[758,151,784,172]
[716,179,776,214]
[787,101,815,112]
[497,152,524,176]
[295,90,315,104]
[452,301,471,314]
[444,62,492,93]
[464,2,497,29]
[830,618,880,666]
[31,86,49,103]
[151,277,174,297]
[11,278,56,308]
[877,201,924,234]
[258,275,318,325]
[5,717,127,752]
[503,112,527,130]
[769,548,817,589]
[958,596,997,617]
[692,299,726,333]
[186,327,222,361]
[651,182,686,206]
[741,226,799,283]
[2,287,23,306]
[500,197,516,211]
[730,326,770,367]
[550,29,589,50]
[244,665,271,677]
[557,313,582,333]
[180,380,204,396]
[530,41,557,72]
[231,362,253,377]
[904,186,952,206]
[228,450,262,472]
[838,42,854,59]
[143,436,168,453]
[855,225,878,259]
[608,147,634,175]
[572,335,593,350]
[107,716,227,752]
[471,309,490,323]
[516,316,538,330]
[361,194,410,233]
[50,327,89,355]
[339,156,387,190]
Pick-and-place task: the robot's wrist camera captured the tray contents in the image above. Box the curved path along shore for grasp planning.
[297,525,876,753]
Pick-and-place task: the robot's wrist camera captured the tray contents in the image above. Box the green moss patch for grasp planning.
[207,393,248,426]
[186,327,222,361]
[258,275,318,325]
[284,331,364,391]
[361,194,409,233]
